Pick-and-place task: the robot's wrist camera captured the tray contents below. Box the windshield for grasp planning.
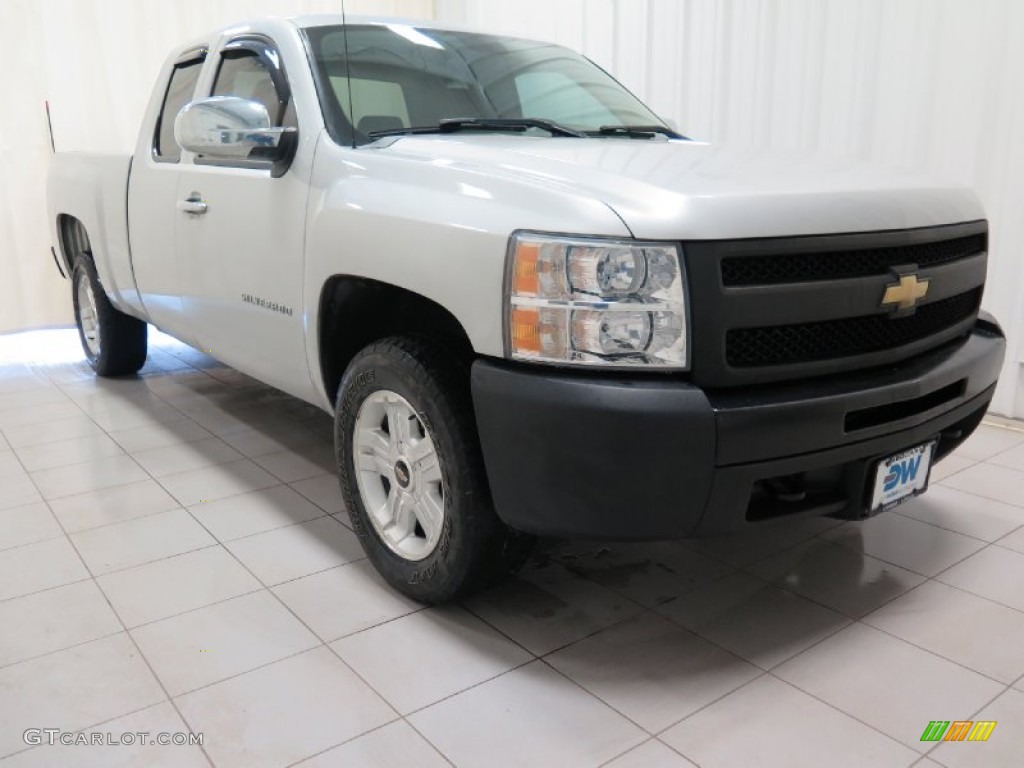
[303,23,668,146]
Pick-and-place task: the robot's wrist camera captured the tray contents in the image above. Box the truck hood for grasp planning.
[375,135,984,240]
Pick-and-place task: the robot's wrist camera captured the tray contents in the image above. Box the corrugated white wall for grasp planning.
[436,0,1024,417]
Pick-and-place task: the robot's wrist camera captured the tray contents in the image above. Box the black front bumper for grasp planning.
[471,318,1005,540]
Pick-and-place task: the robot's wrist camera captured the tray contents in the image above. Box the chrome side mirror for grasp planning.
[174,97,295,159]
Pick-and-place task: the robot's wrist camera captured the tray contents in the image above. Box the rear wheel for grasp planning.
[336,336,534,603]
[72,256,147,376]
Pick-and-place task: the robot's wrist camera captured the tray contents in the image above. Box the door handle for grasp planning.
[177,194,208,215]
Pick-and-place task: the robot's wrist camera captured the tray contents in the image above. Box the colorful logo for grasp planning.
[921,720,996,742]
[884,454,923,492]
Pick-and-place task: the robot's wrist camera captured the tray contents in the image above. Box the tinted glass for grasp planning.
[305,24,664,145]
[155,57,204,161]
[212,52,283,125]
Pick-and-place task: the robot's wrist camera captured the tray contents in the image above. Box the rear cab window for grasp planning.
[153,50,207,162]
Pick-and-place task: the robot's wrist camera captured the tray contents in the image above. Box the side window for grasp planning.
[212,50,286,126]
[154,56,205,161]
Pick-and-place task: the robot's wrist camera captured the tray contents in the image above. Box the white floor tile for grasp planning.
[930,453,975,482]
[132,590,319,695]
[97,546,262,627]
[81,400,184,432]
[13,433,125,473]
[941,462,1024,509]
[0,537,89,601]
[0,472,43,511]
[661,676,917,768]
[157,459,279,507]
[48,479,181,534]
[226,516,364,585]
[551,541,733,606]
[604,740,698,768]
[30,454,149,501]
[130,437,244,478]
[290,473,346,514]
[953,424,1024,461]
[0,502,63,551]
[936,545,1024,611]
[998,526,1024,555]
[0,414,105,449]
[657,571,850,669]
[864,580,1024,683]
[774,623,1002,751]
[0,450,24,478]
[252,442,335,483]
[750,538,926,618]
[190,484,325,542]
[0,580,122,667]
[272,560,421,641]
[295,721,449,768]
[680,516,842,568]
[986,439,1024,473]
[411,661,646,768]
[463,560,644,655]
[0,385,67,412]
[0,633,165,758]
[822,514,986,577]
[899,484,1024,542]
[107,418,213,453]
[220,424,321,458]
[175,647,395,768]
[70,508,215,575]
[0,401,84,430]
[546,613,760,733]
[332,605,533,714]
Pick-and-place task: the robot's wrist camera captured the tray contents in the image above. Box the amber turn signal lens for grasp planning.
[510,307,541,354]
[512,242,541,296]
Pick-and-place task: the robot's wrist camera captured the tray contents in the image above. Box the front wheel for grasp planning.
[336,336,533,603]
[72,256,147,377]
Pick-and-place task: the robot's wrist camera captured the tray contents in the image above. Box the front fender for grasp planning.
[302,137,633,364]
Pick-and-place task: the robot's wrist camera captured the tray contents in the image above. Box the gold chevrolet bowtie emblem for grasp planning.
[882,274,930,311]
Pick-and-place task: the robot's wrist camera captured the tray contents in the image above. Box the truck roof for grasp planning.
[286,14,466,31]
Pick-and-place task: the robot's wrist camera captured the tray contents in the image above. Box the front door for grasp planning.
[175,36,314,401]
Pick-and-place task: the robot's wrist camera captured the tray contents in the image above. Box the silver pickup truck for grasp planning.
[47,15,1005,602]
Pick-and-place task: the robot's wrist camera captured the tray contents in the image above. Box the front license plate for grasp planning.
[870,441,936,514]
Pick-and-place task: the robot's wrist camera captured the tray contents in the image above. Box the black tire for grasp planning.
[72,255,148,377]
[336,336,534,603]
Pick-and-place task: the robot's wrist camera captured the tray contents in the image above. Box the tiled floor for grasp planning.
[1,328,1024,767]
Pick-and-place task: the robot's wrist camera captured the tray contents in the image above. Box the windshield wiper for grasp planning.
[593,125,687,139]
[367,117,587,139]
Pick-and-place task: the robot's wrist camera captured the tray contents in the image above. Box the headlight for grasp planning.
[505,233,688,368]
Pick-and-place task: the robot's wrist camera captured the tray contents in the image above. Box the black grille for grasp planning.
[726,289,981,368]
[721,234,986,286]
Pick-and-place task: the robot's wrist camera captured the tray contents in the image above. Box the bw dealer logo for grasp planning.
[883,453,924,493]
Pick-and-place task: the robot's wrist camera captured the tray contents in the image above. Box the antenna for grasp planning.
[44,100,56,153]
[341,0,356,148]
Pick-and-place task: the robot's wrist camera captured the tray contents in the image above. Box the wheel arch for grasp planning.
[56,214,92,275]
[317,276,476,407]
